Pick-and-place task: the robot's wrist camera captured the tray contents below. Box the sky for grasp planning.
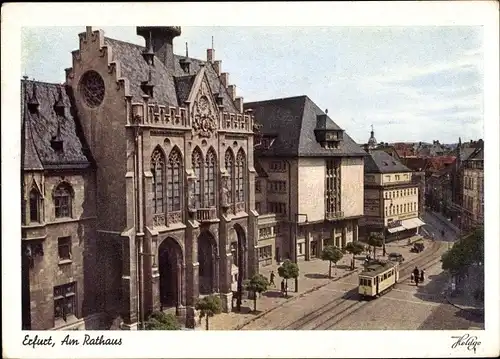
[21,25,484,145]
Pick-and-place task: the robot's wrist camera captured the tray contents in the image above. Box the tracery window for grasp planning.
[204,149,217,207]
[29,188,40,223]
[326,159,341,214]
[167,148,182,212]
[236,150,245,203]
[192,149,203,207]
[151,149,165,214]
[225,149,235,204]
[54,183,72,218]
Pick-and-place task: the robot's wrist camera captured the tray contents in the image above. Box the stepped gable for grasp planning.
[21,80,91,170]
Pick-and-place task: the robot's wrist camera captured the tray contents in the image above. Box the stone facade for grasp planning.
[22,26,259,330]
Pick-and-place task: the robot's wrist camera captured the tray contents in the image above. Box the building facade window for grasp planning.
[268,202,287,215]
[54,282,77,322]
[236,150,245,203]
[269,161,286,172]
[54,183,72,218]
[255,201,261,213]
[192,149,203,207]
[258,245,272,266]
[29,188,41,223]
[255,180,261,193]
[151,149,165,214]
[204,149,217,207]
[395,175,400,181]
[166,148,182,212]
[326,159,341,214]
[58,237,72,261]
[225,149,235,205]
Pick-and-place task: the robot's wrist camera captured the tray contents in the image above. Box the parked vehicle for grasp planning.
[410,242,425,253]
[388,252,405,263]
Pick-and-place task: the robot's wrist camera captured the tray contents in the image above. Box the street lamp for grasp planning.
[294,213,308,293]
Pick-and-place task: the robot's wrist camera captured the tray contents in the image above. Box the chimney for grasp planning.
[137,26,181,70]
[207,48,215,63]
[220,72,229,87]
[234,97,244,113]
[227,85,236,100]
[213,60,221,75]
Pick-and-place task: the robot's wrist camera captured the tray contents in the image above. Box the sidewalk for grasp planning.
[196,255,360,330]
[444,273,484,314]
[429,211,460,234]
[385,235,424,247]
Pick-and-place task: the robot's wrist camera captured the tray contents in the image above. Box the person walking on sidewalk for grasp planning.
[269,271,276,287]
[280,279,285,297]
[420,269,425,283]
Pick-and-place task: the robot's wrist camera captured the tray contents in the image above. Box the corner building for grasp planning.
[23,26,258,329]
[246,96,365,266]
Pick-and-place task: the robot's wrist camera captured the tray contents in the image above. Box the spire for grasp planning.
[367,124,377,149]
[141,29,155,65]
[185,42,189,57]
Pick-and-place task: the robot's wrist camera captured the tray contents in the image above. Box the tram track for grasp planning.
[275,240,447,330]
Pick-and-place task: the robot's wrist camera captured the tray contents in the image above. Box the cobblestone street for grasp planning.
[198,237,439,330]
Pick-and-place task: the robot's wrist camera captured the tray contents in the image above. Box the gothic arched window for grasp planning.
[204,149,217,207]
[192,148,203,208]
[225,149,235,204]
[54,183,72,218]
[29,187,41,223]
[151,148,165,214]
[167,148,182,212]
[236,150,245,202]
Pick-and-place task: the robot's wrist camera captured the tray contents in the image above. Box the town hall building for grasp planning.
[22,26,258,330]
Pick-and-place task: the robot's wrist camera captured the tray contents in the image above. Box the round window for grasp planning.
[79,70,105,108]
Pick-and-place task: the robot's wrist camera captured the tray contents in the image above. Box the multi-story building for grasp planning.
[246,96,366,266]
[362,149,425,242]
[21,80,99,330]
[461,146,484,231]
[21,26,259,330]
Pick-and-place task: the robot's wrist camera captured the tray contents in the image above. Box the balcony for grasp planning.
[325,211,344,221]
[196,207,218,223]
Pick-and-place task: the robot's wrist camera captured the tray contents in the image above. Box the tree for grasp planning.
[344,241,365,270]
[321,245,344,278]
[244,274,270,312]
[144,311,181,330]
[195,295,222,330]
[442,226,484,276]
[277,260,299,297]
[367,233,383,259]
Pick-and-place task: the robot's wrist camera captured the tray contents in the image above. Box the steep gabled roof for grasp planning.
[103,37,238,112]
[21,80,92,170]
[364,150,411,174]
[245,96,365,158]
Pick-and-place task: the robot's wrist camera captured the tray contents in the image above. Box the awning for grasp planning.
[401,218,426,229]
[387,226,406,233]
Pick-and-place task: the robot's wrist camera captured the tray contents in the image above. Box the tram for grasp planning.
[358,260,399,299]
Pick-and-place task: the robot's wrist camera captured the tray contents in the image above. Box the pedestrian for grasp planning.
[269,271,276,287]
[410,272,414,282]
[420,269,425,282]
[280,279,285,297]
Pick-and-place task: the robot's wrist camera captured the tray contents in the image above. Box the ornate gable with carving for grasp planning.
[191,76,218,138]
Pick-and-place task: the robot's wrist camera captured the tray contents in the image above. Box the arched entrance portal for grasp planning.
[158,238,183,309]
[198,232,218,295]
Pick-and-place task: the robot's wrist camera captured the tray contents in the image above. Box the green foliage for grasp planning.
[321,245,344,278]
[244,274,270,312]
[321,245,344,263]
[144,311,181,330]
[344,241,365,256]
[244,273,270,294]
[442,227,484,275]
[344,241,364,270]
[367,233,383,248]
[277,260,300,280]
[195,295,222,330]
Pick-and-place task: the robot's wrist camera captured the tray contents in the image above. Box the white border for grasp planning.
[2,2,499,358]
